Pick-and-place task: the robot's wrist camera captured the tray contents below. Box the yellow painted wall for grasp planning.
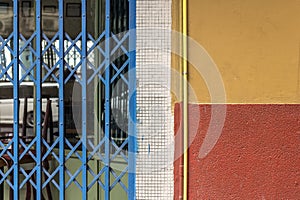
[172,0,183,106]
[174,0,300,103]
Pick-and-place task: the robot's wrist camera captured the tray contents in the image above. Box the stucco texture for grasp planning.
[186,0,300,103]
[174,104,300,199]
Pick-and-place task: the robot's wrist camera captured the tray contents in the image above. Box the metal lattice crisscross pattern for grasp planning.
[0,34,13,82]
[0,0,136,199]
[19,33,38,83]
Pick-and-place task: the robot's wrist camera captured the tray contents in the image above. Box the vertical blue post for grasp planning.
[58,0,65,199]
[81,0,88,199]
[35,0,42,198]
[13,0,20,199]
[105,0,111,199]
[128,0,137,199]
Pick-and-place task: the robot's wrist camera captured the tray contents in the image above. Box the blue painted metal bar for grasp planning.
[128,0,137,199]
[81,0,88,199]
[13,0,20,199]
[105,0,111,199]
[58,0,65,199]
[35,0,43,198]
[8,1,137,199]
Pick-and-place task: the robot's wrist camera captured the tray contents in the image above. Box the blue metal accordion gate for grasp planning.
[0,0,136,199]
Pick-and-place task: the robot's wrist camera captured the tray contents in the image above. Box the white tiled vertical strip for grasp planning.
[136,0,174,199]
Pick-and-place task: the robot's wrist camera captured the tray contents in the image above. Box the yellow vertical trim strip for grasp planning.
[182,0,188,200]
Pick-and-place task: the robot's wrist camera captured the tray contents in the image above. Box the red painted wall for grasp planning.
[174,104,300,199]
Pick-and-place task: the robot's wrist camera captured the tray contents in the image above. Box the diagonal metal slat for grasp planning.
[65,139,82,161]
[42,33,59,55]
[64,33,82,55]
[110,32,129,56]
[87,166,106,190]
[42,62,60,83]
[64,61,83,84]
[0,139,14,158]
[19,167,37,189]
[19,137,37,162]
[110,59,129,85]
[110,139,128,162]
[87,60,106,84]
[0,61,13,79]
[87,32,106,56]
[19,60,36,83]
[0,34,14,54]
[110,167,128,192]
[110,138,128,161]
[19,33,37,57]
[0,166,14,184]
[42,138,60,161]
[87,138,105,162]
[42,167,60,189]
[65,167,83,189]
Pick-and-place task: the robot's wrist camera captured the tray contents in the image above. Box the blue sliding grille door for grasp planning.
[0,0,136,199]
